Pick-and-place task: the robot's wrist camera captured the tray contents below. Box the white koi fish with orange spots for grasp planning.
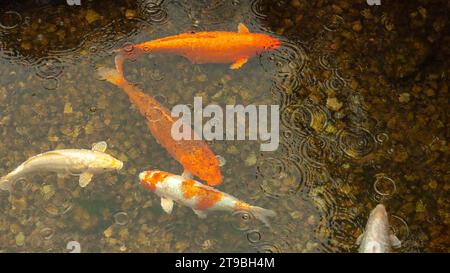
[139,170,276,227]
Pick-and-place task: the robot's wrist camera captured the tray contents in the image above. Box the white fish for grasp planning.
[0,141,123,191]
[139,170,277,227]
[357,204,401,253]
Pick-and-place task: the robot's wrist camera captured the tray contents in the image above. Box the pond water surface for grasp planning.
[0,0,448,253]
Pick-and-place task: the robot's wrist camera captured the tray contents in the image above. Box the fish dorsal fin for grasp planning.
[92,141,107,152]
[238,23,250,33]
[161,197,174,214]
[79,172,94,187]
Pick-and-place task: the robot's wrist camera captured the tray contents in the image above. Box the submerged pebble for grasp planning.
[15,232,25,246]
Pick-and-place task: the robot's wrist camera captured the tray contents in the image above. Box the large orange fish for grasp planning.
[139,170,276,227]
[114,23,281,77]
[98,67,222,186]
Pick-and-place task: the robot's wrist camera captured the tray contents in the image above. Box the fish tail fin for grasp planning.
[97,66,126,87]
[114,54,126,79]
[0,175,13,192]
[249,206,277,228]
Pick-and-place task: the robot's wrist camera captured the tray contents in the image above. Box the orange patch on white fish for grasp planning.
[139,170,277,227]
[234,200,252,211]
[140,170,169,192]
[181,179,223,210]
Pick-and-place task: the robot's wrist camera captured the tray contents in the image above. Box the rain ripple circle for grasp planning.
[35,57,64,79]
[250,0,268,19]
[337,127,376,159]
[139,0,168,24]
[0,11,22,30]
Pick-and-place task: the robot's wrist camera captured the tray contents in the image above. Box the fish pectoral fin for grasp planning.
[238,23,250,33]
[193,209,208,219]
[230,57,248,69]
[79,172,94,187]
[181,171,193,179]
[390,234,402,248]
[356,233,364,245]
[161,197,174,214]
[92,141,108,152]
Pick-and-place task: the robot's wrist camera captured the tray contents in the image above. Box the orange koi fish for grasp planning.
[114,23,281,76]
[98,67,222,186]
[139,170,276,227]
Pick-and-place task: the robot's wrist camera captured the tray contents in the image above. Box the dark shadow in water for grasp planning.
[251,0,449,252]
[0,0,167,63]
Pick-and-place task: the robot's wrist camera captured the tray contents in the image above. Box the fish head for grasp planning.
[366,204,390,239]
[370,204,388,221]
[366,204,389,232]
[139,170,152,182]
[139,170,169,191]
[254,34,281,53]
[89,154,123,173]
[359,204,392,253]
[115,43,145,60]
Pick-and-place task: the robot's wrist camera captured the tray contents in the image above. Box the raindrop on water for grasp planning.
[216,155,226,167]
[35,56,64,79]
[149,69,164,81]
[322,14,344,32]
[337,127,376,159]
[144,106,165,123]
[89,46,98,54]
[255,242,282,253]
[40,228,54,240]
[0,11,22,30]
[230,210,256,232]
[250,0,268,19]
[390,214,410,241]
[373,174,397,197]
[153,94,167,104]
[114,211,129,226]
[122,42,134,53]
[375,133,389,144]
[41,77,59,91]
[139,0,168,24]
[246,229,262,244]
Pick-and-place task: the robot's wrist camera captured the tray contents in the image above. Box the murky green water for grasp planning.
[0,0,448,253]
